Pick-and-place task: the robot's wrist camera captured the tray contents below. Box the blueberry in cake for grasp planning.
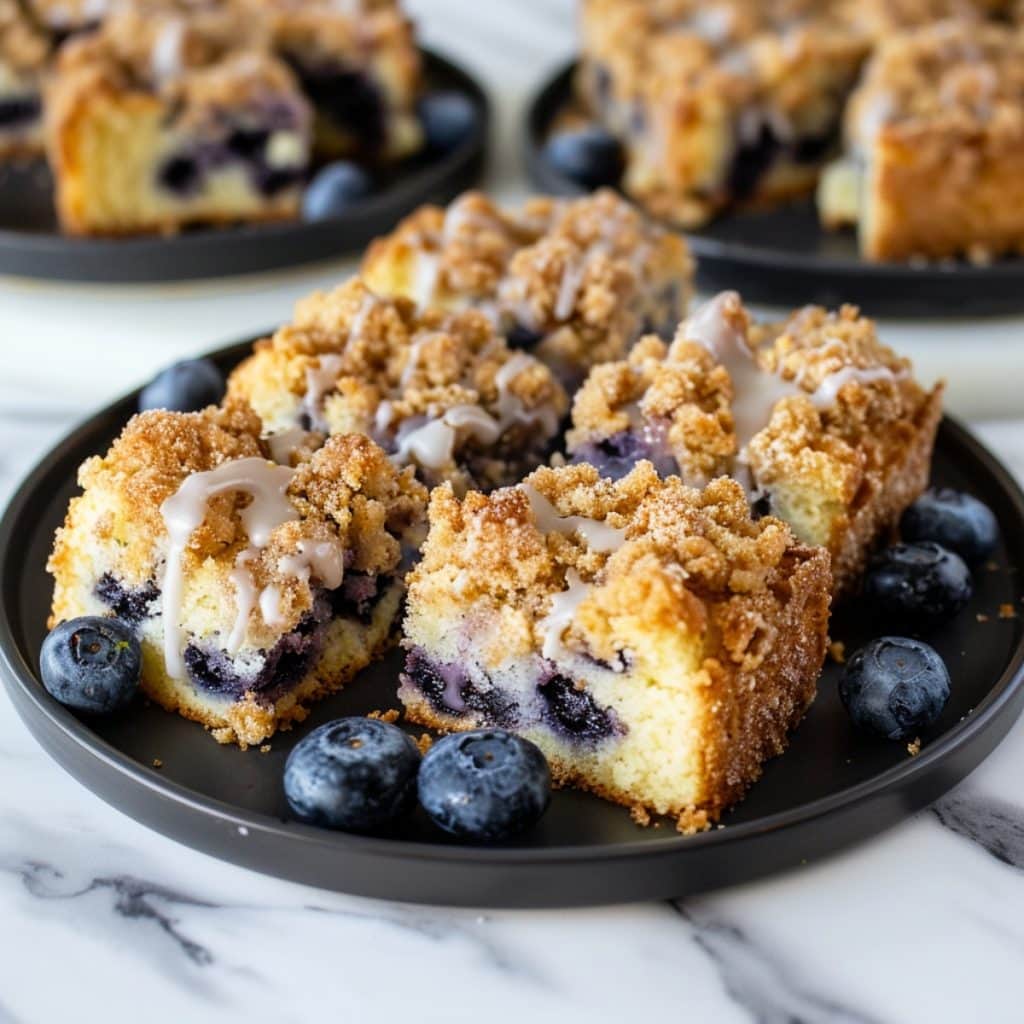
[567,291,943,594]
[0,0,50,157]
[255,0,422,163]
[46,0,313,235]
[399,463,832,831]
[226,278,569,495]
[818,19,1024,262]
[47,400,427,746]
[361,188,693,389]
[577,0,872,228]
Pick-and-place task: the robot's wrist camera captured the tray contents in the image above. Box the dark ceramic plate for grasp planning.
[1,340,1023,908]
[527,63,1024,316]
[0,51,487,283]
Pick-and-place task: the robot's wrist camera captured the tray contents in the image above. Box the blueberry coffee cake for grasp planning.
[577,0,871,227]
[567,291,943,593]
[46,0,313,234]
[399,464,832,830]
[361,189,693,388]
[818,19,1024,261]
[0,0,50,157]
[256,0,422,163]
[47,400,428,746]
[226,278,569,494]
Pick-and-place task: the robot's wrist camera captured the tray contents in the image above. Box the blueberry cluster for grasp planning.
[283,718,551,841]
[839,489,999,742]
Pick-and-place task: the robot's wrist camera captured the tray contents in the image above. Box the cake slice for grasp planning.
[226,278,569,495]
[362,189,693,388]
[0,0,50,157]
[578,0,870,227]
[48,400,427,746]
[567,291,943,593]
[46,0,312,235]
[818,19,1024,262]
[255,0,422,163]
[399,463,832,830]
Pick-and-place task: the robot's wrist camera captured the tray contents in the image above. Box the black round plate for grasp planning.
[1,340,1023,907]
[0,51,487,283]
[526,63,1024,316]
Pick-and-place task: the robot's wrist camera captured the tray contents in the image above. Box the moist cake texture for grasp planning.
[362,188,694,388]
[399,463,832,830]
[48,400,427,746]
[568,291,943,592]
[227,277,569,495]
[818,18,1024,261]
[45,0,313,234]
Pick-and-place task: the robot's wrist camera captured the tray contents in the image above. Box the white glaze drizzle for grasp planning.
[225,549,257,656]
[412,252,441,310]
[159,459,297,679]
[265,426,307,465]
[151,18,185,82]
[494,352,560,435]
[807,364,900,409]
[540,569,592,661]
[259,585,286,628]
[521,484,626,553]
[277,538,345,590]
[303,354,344,432]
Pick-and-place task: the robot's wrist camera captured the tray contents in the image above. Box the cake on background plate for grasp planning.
[48,400,427,746]
[568,291,943,593]
[399,463,832,831]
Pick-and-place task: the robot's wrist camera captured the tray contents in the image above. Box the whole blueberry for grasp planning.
[302,161,373,221]
[418,90,477,153]
[840,637,950,740]
[864,542,972,625]
[901,488,999,566]
[543,127,624,190]
[418,729,550,841]
[284,717,420,832]
[139,358,224,413]
[40,616,141,715]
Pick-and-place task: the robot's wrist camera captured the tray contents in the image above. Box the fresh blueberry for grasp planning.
[864,542,972,625]
[139,358,224,413]
[418,729,550,841]
[901,488,999,566]
[284,717,420,832]
[543,127,624,190]
[839,637,950,740]
[40,616,141,715]
[302,161,373,221]
[418,90,477,153]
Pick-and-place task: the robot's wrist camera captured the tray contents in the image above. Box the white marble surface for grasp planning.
[2,2,1024,1021]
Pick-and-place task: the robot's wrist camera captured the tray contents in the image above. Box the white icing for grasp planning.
[151,19,185,82]
[303,354,344,432]
[391,405,502,471]
[226,550,257,656]
[442,404,502,444]
[521,484,625,553]
[278,538,345,590]
[265,426,306,465]
[554,256,589,321]
[374,400,395,436]
[540,570,592,661]
[348,293,376,341]
[159,459,297,679]
[494,352,560,435]
[265,132,304,169]
[259,585,286,628]
[400,332,443,388]
[808,365,899,409]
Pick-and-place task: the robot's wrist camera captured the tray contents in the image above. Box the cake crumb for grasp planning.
[259,744,272,754]
[907,737,922,757]
[415,733,434,755]
[976,613,990,623]
[999,604,1018,620]
[829,640,846,664]
[630,804,652,827]
[369,709,401,724]
[151,758,163,769]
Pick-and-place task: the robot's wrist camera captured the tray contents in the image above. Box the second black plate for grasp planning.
[0,50,488,283]
[527,63,1024,316]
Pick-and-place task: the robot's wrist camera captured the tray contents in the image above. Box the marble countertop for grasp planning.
[2,1,1024,1020]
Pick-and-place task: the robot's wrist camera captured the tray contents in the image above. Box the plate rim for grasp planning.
[0,48,490,281]
[2,338,1023,878]
[525,61,1024,285]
